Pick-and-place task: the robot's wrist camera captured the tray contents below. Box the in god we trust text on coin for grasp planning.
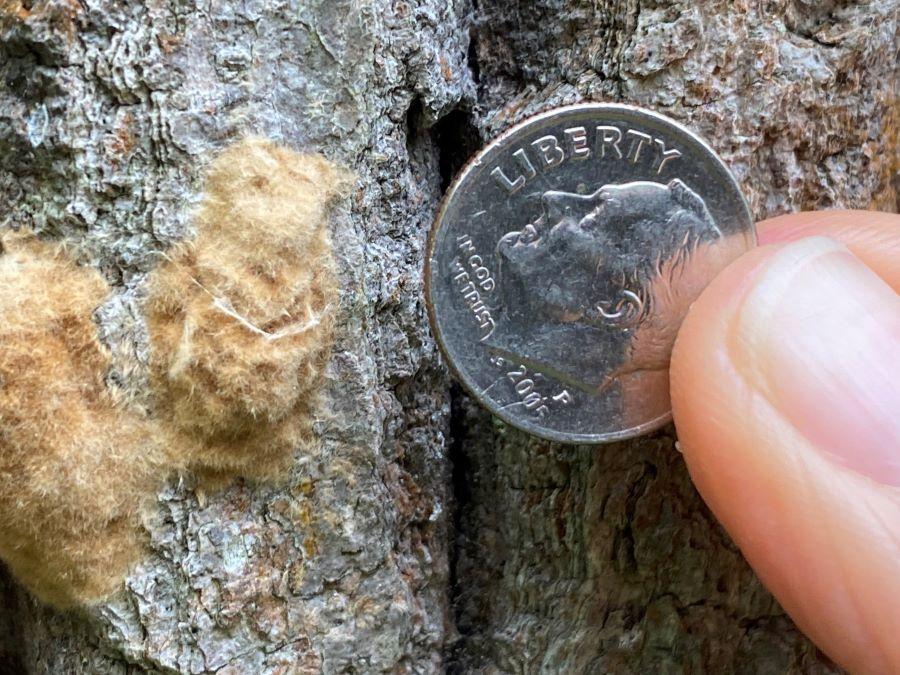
[425,104,755,443]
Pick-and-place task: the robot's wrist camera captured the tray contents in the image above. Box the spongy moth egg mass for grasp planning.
[145,137,347,479]
[0,137,346,608]
[0,234,161,608]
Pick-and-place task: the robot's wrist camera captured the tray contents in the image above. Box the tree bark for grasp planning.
[0,0,896,673]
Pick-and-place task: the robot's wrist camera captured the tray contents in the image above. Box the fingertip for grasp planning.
[757,210,900,291]
[670,243,773,459]
[671,236,900,675]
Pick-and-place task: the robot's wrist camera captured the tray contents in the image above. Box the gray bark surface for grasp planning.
[0,0,896,673]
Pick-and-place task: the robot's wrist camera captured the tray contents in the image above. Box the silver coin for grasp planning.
[425,103,755,443]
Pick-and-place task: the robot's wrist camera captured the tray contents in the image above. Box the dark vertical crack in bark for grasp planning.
[444,384,475,674]
[431,109,481,191]
[0,568,24,674]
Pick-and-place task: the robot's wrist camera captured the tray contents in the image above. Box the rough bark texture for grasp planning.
[0,0,896,673]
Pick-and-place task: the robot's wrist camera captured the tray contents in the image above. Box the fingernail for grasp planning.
[733,237,900,485]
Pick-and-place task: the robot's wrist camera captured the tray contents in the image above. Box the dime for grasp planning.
[425,103,755,443]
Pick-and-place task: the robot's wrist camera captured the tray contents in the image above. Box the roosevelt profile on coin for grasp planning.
[425,103,756,443]
[488,178,722,395]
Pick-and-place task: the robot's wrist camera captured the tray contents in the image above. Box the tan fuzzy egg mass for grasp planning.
[0,234,161,608]
[145,138,347,478]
